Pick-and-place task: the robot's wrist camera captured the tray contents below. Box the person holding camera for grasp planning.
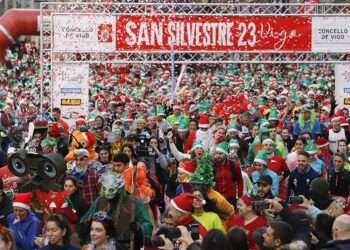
[226,195,267,250]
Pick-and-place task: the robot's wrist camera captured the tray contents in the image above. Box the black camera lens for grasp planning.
[288,196,303,205]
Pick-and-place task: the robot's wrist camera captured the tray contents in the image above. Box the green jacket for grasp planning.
[81,191,153,242]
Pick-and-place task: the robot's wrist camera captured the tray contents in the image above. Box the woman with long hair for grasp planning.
[82,212,126,250]
[63,176,89,222]
[39,214,79,250]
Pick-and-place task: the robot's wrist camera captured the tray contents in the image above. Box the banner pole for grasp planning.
[170,39,176,104]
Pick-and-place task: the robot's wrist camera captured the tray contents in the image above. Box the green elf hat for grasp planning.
[189,152,215,187]
[227,122,238,133]
[177,119,189,133]
[254,151,268,166]
[87,113,97,122]
[268,107,279,121]
[229,139,240,148]
[301,103,313,112]
[191,140,204,152]
[41,138,57,148]
[305,140,318,154]
[215,142,229,155]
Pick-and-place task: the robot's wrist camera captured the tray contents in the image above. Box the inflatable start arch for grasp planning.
[0,9,40,61]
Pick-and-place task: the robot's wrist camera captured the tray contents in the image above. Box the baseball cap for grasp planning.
[257,175,272,185]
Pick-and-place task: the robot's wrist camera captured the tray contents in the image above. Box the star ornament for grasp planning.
[97,23,113,43]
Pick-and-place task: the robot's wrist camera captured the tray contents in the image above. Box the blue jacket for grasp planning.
[251,168,280,197]
[287,167,320,199]
[293,119,321,139]
[7,212,41,250]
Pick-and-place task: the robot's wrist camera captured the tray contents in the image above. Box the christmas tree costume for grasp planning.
[189,152,235,219]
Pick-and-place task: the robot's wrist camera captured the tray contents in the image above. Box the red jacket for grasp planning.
[267,155,289,200]
[226,215,267,250]
[214,160,243,200]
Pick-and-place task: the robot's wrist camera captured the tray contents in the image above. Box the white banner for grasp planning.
[335,64,350,109]
[52,14,115,52]
[312,17,350,53]
[52,63,89,118]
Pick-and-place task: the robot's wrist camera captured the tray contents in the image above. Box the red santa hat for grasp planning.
[170,193,194,214]
[240,195,253,206]
[75,117,86,127]
[178,161,196,176]
[13,192,32,210]
[316,137,329,148]
[331,115,341,123]
[339,116,349,127]
[84,131,96,149]
[198,115,210,129]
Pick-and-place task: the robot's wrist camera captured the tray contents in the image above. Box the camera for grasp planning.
[149,227,182,247]
[147,222,200,247]
[252,200,270,212]
[135,132,151,157]
[288,196,303,205]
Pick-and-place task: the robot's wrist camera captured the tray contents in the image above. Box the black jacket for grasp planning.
[0,193,13,226]
[320,239,350,250]
[328,170,350,197]
[69,191,88,219]
[39,244,79,250]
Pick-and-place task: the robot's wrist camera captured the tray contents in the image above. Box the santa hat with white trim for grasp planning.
[215,142,229,155]
[254,151,268,166]
[198,114,210,129]
[170,192,194,214]
[316,137,329,148]
[190,140,204,152]
[13,192,32,210]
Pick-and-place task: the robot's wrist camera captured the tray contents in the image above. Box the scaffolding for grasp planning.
[40,2,350,65]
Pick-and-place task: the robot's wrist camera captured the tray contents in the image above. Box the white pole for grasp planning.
[170,39,176,104]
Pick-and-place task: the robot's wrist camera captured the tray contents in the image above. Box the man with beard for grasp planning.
[287,151,320,199]
[328,153,350,197]
[328,116,350,154]
[212,142,243,205]
[251,175,274,200]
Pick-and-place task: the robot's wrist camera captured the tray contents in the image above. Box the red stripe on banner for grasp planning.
[116,16,312,52]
